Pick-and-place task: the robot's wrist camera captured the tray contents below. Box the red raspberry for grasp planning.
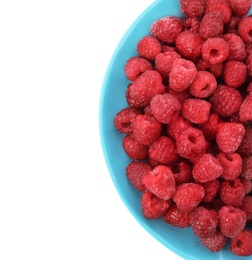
[200,113,220,141]
[166,87,192,103]
[220,178,245,207]
[241,179,252,195]
[199,11,224,39]
[240,195,252,222]
[173,182,205,212]
[124,57,152,82]
[190,206,219,238]
[141,190,171,220]
[209,85,242,117]
[183,17,200,33]
[224,15,241,33]
[237,126,252,157]
[162,204,191,228]
[126,161,152,192]
[229,0,251,18]
[122,135,149,160]
[150,16,183,44]
[200,229,227,252]
[223,61,247,88]
[246,54,252,76]
[202,37,229,65]
[230,230,252,256]
[218,205,247,238]
[137,36,161,61]
[175,31,204,61]
[181,98,211,124]
[148,136,178,165]
[192,154,223,183]
[201,179,221,203]
[114,107,141,134]
[216,152,242,181]
[161,45,176,53]
[241,156,252,180]
[189,71,217,98]
[216,122,245,153]
[169,58,197,92]
[126,70,165,107]
[239,93,252,122]
[246,42,252,56]
[196,58,224,78]
[150,93,181,124]
[180,0,205,18]
[238,16,252,43]
[132,114,162,146]
[143,165,176,200]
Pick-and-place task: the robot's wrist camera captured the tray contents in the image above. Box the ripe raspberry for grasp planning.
[150,16,183,44]
[192,154,223,183]
[230,230,252,256]
[238,16,252,43]
[246,54,252,77]
[224,33,246,61]
[246,42,252,56]
[124,57,152,81]
[223,61,247,88]
[189,71,217,98]
[132,114,162,146]
[190,206,219,238]
[209,85,242,117]
[196,58,224,78]
[169,58,197,92]
[180,0,205,18]
[200,113,220,141]
[241,179,252,195]
[126,161,152,192]
[200,229,227,252]
[216,122,245,153]
[202,37,229,65]
[175,31,204,61]
[143,165,176,200]
[237,126,252,157]
[199,11,224,39]
[141,190,171,220]
[126,70,165,107]
[163,204,191,228]
[201,179,221,203]
[183,17,200,33]
[216,152,242,181]
[173,182,205,212]
[239,93,252,122]
[229,0,251,18]
[224,16,241,34]
[161,45,176,53]
[240,195,252,222]
[122,135,149,160]
[166,87,192,103]
[114,107,141,134]
[150,93,181,124]
[218,205,247,238]
[181,98,211,124]
[137,36,161,61]
[149,136,178,165]
[241,156,252,180]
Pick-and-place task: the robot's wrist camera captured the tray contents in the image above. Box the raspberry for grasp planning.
[124,57,152,81]
[181,98,211,124]
[150,16,183,44]
[150,93,181,124]
[137,36,161,61]
[162,204,191,228]
[196,58,224,78]
[216,152,242,181]
[201,179,221,203]
[239,93,252,122]
[173,182,205,212]
[216,122,245,153]
[114,107,141,134]
[143,165,176,200]
[247,82,252,94]
[224,33,246,61]
[238,16,252,43]
[200,229,227,252]
[241,179,252,195]
[199,11,224,39]
[246,42,252,56]
[148,136,178,165]
[190,206,219,238]
[141,190,171,220]
[200,113,220,141]
[240,195,252,222]
[237,126,252,157]
[202,37,229,65]
[126,70,165,107]
[183,17,200,33]
[166,87,192,103]
[126,161,152,192]
[161,45,176,53]
[223,61,247,88]
[169,58,197,92]
[132,114,162,146]
[209,85,242,117]
[241,156,252,180]
[180,0,205,18]
[192,154,223,183]
[220,178,245,207]
[230,230,252,256]
[224,16,241,34]
[122,135,149,160]
[189,71,217,98]
[175,126,207,162]
[218,205,247,238]
[229,0,251,18]
[246,54,252,76]
[175,31,204,61]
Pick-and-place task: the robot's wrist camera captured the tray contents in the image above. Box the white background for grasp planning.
[0,1,183,259]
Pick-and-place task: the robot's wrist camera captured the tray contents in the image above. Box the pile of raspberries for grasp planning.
[113,0,252,256]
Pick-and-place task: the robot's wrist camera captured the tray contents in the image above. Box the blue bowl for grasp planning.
[99,0,252,259]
